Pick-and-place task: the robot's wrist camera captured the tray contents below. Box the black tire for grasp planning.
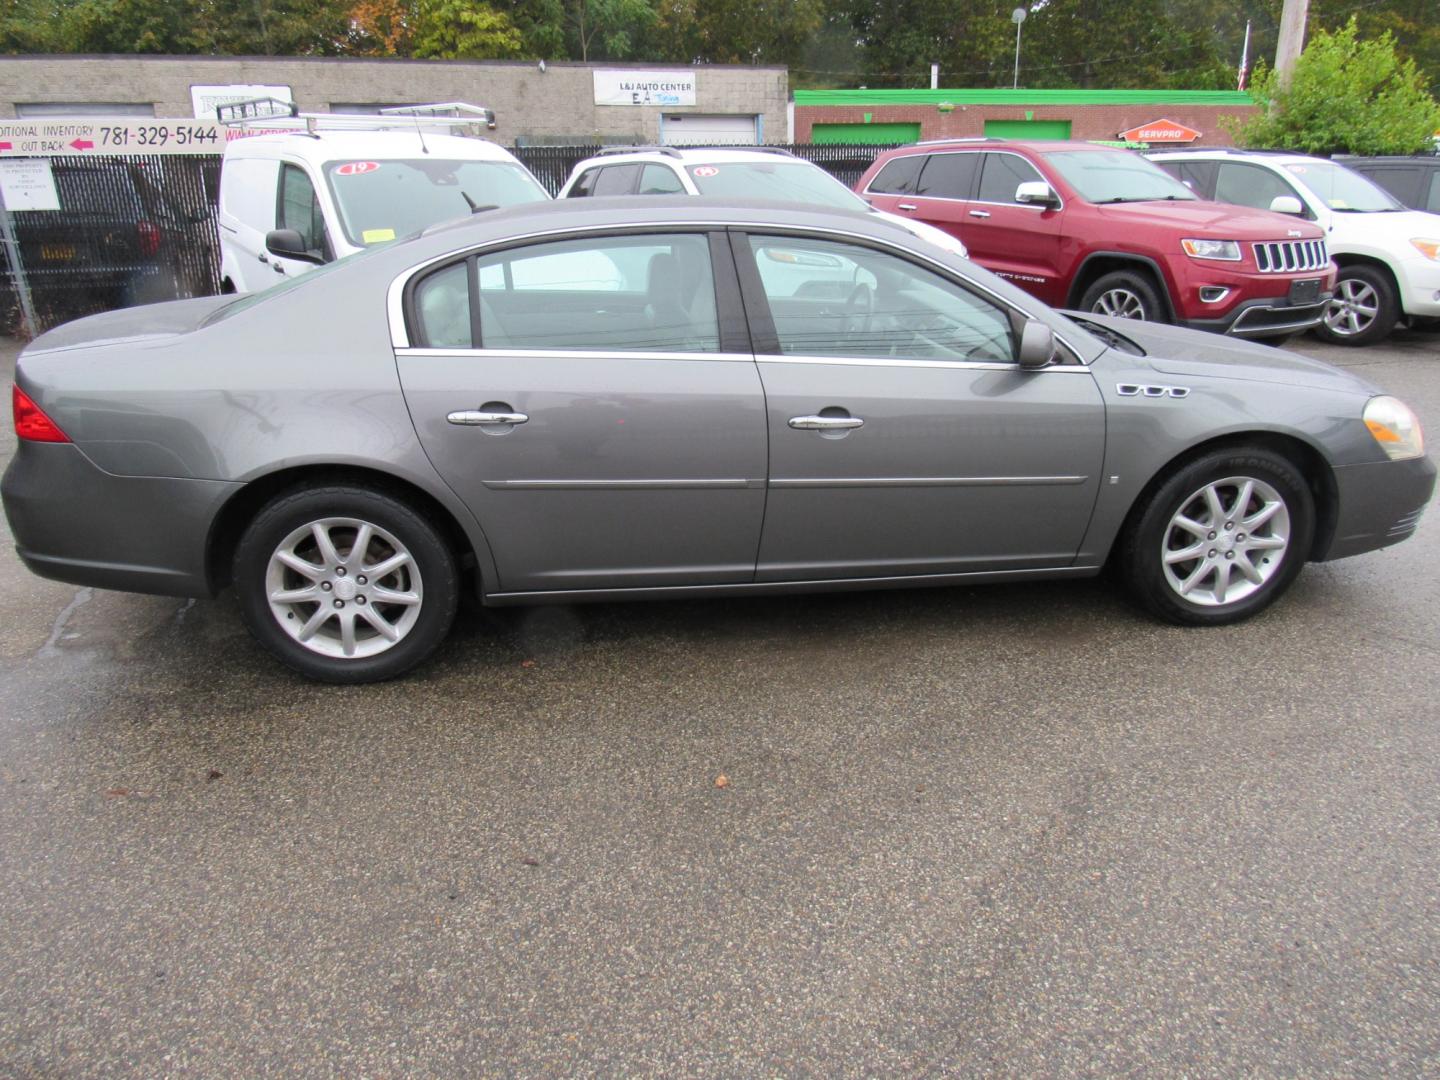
[1120,447,1314,626]
[233,485,458,683]
[1313,263,1398,346]
[1079,269,1169,323]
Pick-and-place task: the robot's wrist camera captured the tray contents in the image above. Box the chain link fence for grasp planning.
[2,143,900,337]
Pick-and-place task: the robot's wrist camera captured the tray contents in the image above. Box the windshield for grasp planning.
[324,158,549,247]
[1282,160,1402,212]
[1044,150,1198,203]
[687,161,867,210]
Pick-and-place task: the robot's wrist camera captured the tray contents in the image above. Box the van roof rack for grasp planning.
[216,98,497,135]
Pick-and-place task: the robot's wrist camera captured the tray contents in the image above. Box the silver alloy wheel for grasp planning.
[1322,277,1380,337]
[265,517,424,659]
[1093,287,1146,319]
[1160,475,1290,607]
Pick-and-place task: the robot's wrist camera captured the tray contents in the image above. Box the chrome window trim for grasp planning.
[755,354,1090,373]
[863,149,1065,212]
[396,347,755,363]
[386,217,1091,363]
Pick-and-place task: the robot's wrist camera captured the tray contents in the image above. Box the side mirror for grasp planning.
[1018,320,1057,369]
[1015,180,1060,208]
[1269,195,1304,216]
[265,229,325,265]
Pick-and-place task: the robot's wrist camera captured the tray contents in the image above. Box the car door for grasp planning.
[394,229,769,593]
[271,162,334,281]
[734,230,1104,582]
[958,152,1066,305]
[870,151,980,251]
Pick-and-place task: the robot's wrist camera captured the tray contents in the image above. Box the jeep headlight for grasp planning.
[1181,238,1242,261]
[1364,395,1425,461]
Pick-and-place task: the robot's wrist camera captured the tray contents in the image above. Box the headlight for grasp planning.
[1181,238,1242,261]
[1364,395,1426,461]
[1410,238,1440,261]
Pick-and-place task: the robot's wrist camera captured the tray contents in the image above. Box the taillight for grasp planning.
[137,220,161,256]
[12,385,70,443]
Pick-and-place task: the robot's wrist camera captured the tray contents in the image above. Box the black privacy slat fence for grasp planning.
[1,143,901,336]
[1,155,223,336]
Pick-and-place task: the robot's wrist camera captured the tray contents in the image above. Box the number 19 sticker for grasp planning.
[336,161,380,176]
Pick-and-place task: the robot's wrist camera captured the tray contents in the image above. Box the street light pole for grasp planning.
[1012,8,1027,90]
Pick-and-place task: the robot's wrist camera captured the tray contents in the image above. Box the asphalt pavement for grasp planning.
[1,326,1438,1077]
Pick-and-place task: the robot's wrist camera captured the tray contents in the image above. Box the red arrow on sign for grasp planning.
[69,138,94,150]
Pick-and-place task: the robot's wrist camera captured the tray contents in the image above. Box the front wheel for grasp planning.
[1314,264,1397,346]
[233,485,459,682]
[1120,448,1315,626]
[1079,269,1168,323]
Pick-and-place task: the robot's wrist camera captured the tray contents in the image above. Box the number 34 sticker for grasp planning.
[692,166,719,177]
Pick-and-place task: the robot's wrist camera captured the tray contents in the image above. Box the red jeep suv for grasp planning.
[857,140,1335,340]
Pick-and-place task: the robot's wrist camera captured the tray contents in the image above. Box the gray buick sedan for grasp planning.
[3,198,1433,682]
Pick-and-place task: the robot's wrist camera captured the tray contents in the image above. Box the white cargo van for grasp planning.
[216,101,550,293]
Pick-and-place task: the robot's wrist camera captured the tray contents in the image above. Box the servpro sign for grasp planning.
[1117,119,1201,144]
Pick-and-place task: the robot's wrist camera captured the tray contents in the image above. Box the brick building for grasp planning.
[793,88,1257,146]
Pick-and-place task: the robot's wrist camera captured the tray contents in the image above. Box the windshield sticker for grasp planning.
[1329,199,1350,209]
[362,227,396,243]
[1285,164,1307,174]
[336,161,381,176]
[692,166,719,177]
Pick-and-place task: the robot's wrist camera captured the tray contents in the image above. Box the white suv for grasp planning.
[217,102,550,293]
[557,145,968,258]
[1150,148,1440,346]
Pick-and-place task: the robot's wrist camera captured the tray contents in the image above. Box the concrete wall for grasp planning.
[0,55,790,144]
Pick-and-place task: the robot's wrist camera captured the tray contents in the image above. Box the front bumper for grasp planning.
[1397,256,1440,319]
[1319,455,1436,562]
[2,441,240,597]
[1181,294,1333,338]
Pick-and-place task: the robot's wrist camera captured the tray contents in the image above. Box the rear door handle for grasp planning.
[897,203,919,211]
[788,414,864,431]
[968,210,991,219]
[448,410,529,426]
[257,252,269,263]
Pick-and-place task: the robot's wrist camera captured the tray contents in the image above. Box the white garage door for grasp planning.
[661,114,759,146]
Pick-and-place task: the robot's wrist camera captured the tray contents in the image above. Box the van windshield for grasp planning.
[324,158,549,246]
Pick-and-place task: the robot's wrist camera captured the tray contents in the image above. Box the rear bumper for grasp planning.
[1318,455,1435,561]
[2,441,240,597]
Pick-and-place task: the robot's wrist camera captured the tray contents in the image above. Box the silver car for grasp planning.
[3,198,1433,682]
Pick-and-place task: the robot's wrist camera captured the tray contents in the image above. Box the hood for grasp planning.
[23,295,240,355]
[1324,206,1440,248]
[1094,199,1324,241]
[1072,312,1379,395]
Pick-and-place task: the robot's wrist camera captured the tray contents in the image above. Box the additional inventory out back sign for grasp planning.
[0,119,238,156]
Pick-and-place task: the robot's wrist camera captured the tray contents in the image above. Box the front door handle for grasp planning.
[788,414,864,431]
[447,410,529,426]
[897,202,919,211]
[968,209,991,219]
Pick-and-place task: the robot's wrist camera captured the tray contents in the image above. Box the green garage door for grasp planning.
[984,120,1073,140]
[811,122,921,145]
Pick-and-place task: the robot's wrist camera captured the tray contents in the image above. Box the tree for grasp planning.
[410,0,523,58]
[1231,18,1440,155]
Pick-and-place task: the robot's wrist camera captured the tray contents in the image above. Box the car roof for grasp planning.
[1146,147,1320,165]
[570,146,807,168]
[223,130,520,166]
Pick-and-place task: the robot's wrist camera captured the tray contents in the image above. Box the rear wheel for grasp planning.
[1080,269,1168,323]
[234,485,458,682]
[1121,447,1314,625]
[1314,264,1397,346]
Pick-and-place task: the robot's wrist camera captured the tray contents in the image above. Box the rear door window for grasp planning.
[471,233,719,352]
[916,153,981,199]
